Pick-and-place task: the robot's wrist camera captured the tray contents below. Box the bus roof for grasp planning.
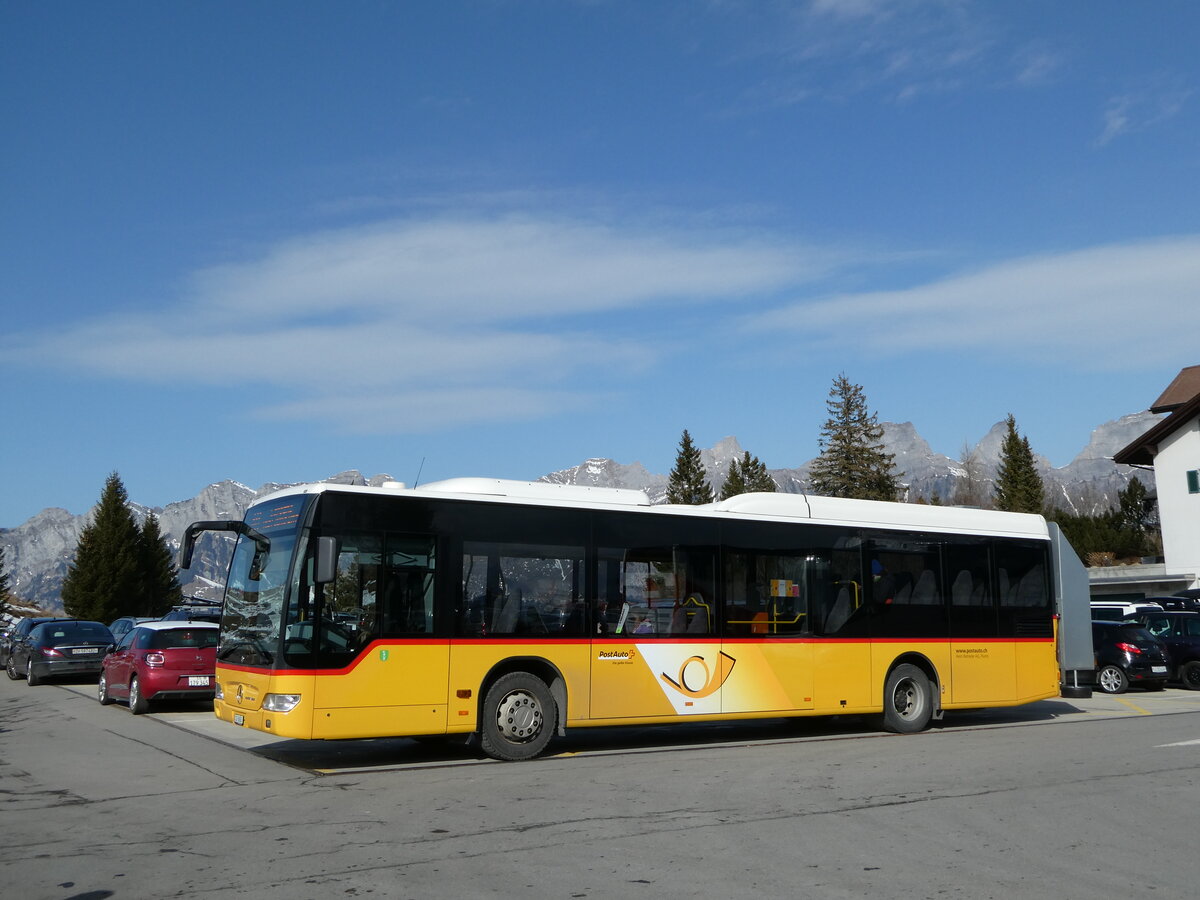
[254,477,1049,540]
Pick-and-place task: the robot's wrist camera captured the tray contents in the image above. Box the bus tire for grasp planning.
[882,663,933,734]
[480,671,556,761]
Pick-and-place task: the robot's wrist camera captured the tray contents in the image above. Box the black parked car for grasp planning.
[0,616,59,668]
[6,620,113,685]
[1129,610,1200,690]
[1147,596,1200,613]
[1091,620,1169,694]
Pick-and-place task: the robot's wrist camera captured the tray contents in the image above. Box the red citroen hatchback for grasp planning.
[99,620,219,714]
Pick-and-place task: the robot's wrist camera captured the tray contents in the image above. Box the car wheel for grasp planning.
[1180,661,1200,691]
[98,672,115,705]
[480,672,556,761]
[882,663,934,733]
[26,659,41,687]
[5,655,22,681]
[1096,664,1129,694]
[129,676,151,715]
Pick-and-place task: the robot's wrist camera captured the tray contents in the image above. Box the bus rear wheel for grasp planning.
[882,664,933,734]
[480,672,555,761]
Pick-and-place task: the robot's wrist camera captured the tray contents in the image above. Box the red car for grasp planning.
[98,620,219,714]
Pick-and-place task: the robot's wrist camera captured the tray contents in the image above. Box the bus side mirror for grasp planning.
[314,536,339,584]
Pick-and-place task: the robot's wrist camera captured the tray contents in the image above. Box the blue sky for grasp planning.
[3,1,1199,527]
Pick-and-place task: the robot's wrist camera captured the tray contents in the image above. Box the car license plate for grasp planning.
[188,676,211,686]
[71,648,98,655]
[1152,666,1167,673]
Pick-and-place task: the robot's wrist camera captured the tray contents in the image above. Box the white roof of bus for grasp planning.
[254,478,1048,540]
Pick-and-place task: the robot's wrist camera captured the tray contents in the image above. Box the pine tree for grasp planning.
[720,451,777,499]
[809,374,900,501]
[719,455,747,500]
[666,429,714,505]
[993,414,1046,514]
[61,472,145,622]
[1115,477,1152,533]
[138,512,183,616]
[743,453,777,493]
[0,546,12,618]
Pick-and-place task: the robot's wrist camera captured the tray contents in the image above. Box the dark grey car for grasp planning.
[0,616,59,668]
[6,620,113,685]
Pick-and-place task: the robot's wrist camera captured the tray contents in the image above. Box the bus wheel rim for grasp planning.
[496,690,543,742]
[893,679,918,718]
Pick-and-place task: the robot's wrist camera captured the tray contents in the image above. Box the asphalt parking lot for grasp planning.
[8,676,1200,899]
[55,679,1200,773]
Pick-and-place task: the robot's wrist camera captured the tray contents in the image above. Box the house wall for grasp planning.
[1155,412,1200,589]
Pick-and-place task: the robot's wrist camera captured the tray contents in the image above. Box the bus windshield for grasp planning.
[218,495,309,667]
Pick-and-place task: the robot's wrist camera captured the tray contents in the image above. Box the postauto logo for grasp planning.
[659,651,737,699]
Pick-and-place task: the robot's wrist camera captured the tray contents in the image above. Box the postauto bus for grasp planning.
[181,478,1087,761]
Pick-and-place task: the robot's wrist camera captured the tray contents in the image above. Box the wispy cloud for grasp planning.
[728,0,998,107]
[744,236,1200,368]
[4,212,845,432]
[1097,77,1192,146]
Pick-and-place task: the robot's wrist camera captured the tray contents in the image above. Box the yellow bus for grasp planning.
[182,478,1075,760]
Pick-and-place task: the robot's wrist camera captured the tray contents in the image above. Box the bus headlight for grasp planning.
[262,693,302,712]
[214,681,224,700]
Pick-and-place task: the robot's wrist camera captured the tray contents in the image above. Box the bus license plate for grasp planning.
[1152,666,1167,673]
[188,676,210,686]
[234,714,245,726]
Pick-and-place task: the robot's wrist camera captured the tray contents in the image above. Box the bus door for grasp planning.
[945,540,1015,704]
[591,547,723,720]
[720,549,815,714]
[309,534,449,736]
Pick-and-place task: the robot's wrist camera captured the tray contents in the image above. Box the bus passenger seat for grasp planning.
[824,587,851,632]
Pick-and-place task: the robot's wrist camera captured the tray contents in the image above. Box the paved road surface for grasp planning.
[2,676,1198,899]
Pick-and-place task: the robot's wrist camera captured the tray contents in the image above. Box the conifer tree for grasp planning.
[61,472,144,622]
[720,451,777,499]
[993,414,1046,514]
[0,546,12,618]
[1115,477,1152,533]
[809,374,900,501]
[743,453,777,494]
[719,455,747,500]
[666,429,714,505]
[138,512,183,616]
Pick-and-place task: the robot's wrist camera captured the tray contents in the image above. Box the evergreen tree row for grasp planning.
[61,472,182,622]
[666,431,779,505]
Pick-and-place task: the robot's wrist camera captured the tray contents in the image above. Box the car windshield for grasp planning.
[149,629,220,650]
[218,495,309,667]
[39,623,110,645]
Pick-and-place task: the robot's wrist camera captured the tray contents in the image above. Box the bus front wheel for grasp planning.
[882,664,933,734]
[480,672,556,761]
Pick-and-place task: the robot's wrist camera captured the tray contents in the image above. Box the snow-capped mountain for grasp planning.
[0,414,1161,612]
